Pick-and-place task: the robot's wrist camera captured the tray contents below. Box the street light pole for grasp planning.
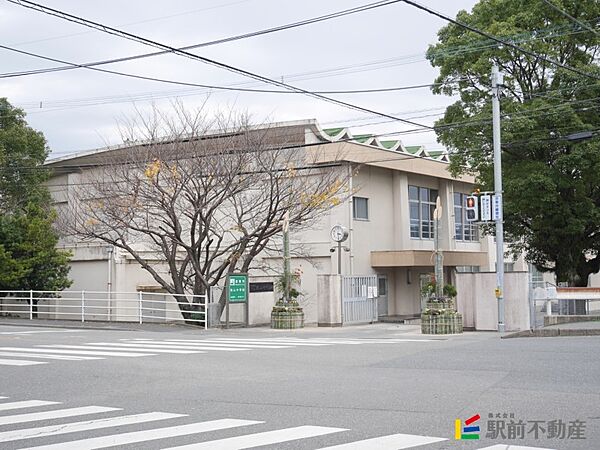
[492,64,505,333]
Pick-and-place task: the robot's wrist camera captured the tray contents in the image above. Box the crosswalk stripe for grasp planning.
[0,358,46,366]
[0,347,152,357]
[23,418,263,450]
[0,351,102,361]
[167,339,327,347]
[316,433,447,449]
[45,344,203,354]
[477,445,556,450]
[0,406,120,426]
[0,412,186,443]
[164,425,348,449]
[213,338,364,345]
[140,340,292,349]
[116,341,251,351]
[0,400,59,412]
[0,330,85,335]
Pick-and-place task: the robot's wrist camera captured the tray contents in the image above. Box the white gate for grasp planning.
[342,275,378,324]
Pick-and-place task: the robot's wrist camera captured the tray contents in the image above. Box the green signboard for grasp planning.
[227,273,248,303]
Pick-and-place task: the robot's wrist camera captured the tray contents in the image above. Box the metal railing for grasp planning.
[529,283,600,329]
[0,290,212,329]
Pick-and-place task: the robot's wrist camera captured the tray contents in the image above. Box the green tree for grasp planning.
[427,0,600,286]
[0,98,71,297]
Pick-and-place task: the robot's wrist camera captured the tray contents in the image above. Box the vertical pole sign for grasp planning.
[480,194,492,221]
[226,273,249,328]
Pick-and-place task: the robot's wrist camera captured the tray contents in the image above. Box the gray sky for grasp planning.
[0,0,479,157]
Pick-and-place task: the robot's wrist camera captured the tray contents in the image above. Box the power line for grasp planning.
[8,0,257,47]
[399,0,600,81]
[3,0,405,78]
[542,0,599,37]
[1,18,592,81]
[5,0,435,131]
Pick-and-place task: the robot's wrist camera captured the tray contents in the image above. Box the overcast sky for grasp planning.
[0,0,479,158]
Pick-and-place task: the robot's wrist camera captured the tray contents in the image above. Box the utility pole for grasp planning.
[492,64,505,333]
[283,211,291,304]
[433,197,443,297]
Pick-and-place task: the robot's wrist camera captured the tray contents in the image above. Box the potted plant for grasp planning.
[271,270,305,329]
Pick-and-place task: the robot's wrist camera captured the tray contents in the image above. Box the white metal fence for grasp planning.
[342,275,378,324]
[529,283,600,329]
[0,290,213,329]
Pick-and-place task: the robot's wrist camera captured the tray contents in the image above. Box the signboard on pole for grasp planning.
[480,195,492,221]
[227,274,248,303]
[492,194,503,221]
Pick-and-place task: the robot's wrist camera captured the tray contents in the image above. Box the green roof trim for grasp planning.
[322,127,345,137]
[405,145,422,154]
[380,140,398,149]
[317,123,448,164]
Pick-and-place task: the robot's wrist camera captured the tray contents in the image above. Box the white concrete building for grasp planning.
[46,119,524,326]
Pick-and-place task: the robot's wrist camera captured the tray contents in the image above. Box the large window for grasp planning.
[409,186,438,239]
[453,192,479,241]
[352,197,369,220]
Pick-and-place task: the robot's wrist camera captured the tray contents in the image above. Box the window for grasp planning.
[353,197,369,220]
[409,186,438,239]
[529,264,544,283]
[453,192,479,241]
[456,265,480,273]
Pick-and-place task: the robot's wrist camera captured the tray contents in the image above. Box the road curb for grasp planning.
[502,328,600,338]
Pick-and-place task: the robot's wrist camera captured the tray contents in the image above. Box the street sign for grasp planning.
[227,273,248,303]
[480,195,492,221]
[492,194,502,221]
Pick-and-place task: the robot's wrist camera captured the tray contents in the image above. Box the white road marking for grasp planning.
[0,400,59,412]
[0,330,84,335]
[23,418,263,450]
[0,406,120,426]
[0,351,102,361]
[139,340,292,349]
[166,339,324,347]
[164,425,348,449]
[0,358,46,366]
[317,433,447,449]
[213,338,364,345]
[47,344,203,354]
[0,412,186,443]
[117,341,251,351]
[0,347,152,357]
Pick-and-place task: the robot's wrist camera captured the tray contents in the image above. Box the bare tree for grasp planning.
[58,105,348,321]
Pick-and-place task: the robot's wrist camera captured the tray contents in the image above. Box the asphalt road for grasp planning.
[0,321,598,449]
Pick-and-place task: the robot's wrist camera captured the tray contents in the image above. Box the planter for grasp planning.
[271,310,304,329]
[426,299,455,311]
[421,312,463,334]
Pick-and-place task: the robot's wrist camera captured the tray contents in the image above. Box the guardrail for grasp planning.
[0,290,213,329]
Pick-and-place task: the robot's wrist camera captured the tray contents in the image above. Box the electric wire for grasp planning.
[399,0,600,81]
[4,0,435,131]
[542,0,599,37]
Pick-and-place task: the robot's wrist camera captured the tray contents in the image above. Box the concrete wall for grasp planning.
[317,274,342,326]
[455,271,530,331]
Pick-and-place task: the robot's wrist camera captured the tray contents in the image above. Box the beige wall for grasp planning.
[455,271,530,331]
